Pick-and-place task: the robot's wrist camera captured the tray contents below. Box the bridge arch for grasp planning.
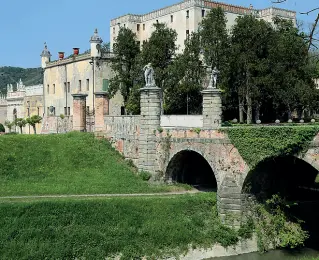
[165,148,218,190]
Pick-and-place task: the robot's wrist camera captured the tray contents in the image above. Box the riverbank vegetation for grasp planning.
[0,132,188,196]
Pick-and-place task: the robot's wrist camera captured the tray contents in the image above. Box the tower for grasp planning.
[90,29,103,58]
[40,42,51,69]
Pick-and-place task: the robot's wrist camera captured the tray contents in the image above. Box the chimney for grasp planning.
[73,48,80,56]
[58,52,65,60]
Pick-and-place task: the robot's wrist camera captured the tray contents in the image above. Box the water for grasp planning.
[207,248,319,260]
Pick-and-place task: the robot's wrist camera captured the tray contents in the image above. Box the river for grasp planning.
[208,248,319,260]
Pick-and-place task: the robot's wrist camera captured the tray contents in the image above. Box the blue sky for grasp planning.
[0,0,317,68]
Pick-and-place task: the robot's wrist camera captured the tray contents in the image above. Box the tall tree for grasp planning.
[109,27,140,111]
[140,23,177,113]
[15,118,26,134]
[165,32,205,114]
[230,15,273,123]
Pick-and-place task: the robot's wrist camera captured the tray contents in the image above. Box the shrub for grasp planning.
[139,171,152,181]
[0,123,5,132]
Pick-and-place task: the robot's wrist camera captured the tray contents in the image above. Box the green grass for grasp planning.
[0,193,238,260]
[0,132,185,196]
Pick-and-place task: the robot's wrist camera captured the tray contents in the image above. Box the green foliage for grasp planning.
[14,118,27,134]
[0,67,42,94]
[243,195,309,252]
[225,126,319,167]
[0,193,241,259]
[59,114,65,119]
[0,132,184,196]
[157,127,163,133]
[110,27,141,108]
[193,128,201,135]
[139,171,152,181]
[4,120,15,133]
[26,115,42,134]
[0,123,5,132]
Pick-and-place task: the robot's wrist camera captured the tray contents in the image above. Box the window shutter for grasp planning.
[103,79,109,91]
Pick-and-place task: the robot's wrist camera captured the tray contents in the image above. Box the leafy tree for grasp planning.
[230,15,273,123]
[165,32,205,114]
[200,7,230,80]
[26,115,42,135]
[269,18,317,120]
[140,23,177,113]
[0,123,5,132]
[15,118,26,134]
[4,120,15,133]
[109,27,140,112]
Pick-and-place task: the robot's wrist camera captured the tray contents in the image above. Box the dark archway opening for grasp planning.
[166,150,217,191]
[243,156,319,249]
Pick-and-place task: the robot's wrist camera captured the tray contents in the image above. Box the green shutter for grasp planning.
[103,79,109,91]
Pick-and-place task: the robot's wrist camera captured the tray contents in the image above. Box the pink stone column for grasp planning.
[72,94,88,132]
[94,91,109,132]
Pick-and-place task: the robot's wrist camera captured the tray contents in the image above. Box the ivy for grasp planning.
[224,126,319,167]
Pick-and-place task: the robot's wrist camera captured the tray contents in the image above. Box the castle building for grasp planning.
[42,29,123,120]
[0,79,44,134]
[110,0,296,52]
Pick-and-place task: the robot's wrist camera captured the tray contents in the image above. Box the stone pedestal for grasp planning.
[201,88,222,129]
[94,91,109,132]
[138,86,161,174]
[72,94,88,132]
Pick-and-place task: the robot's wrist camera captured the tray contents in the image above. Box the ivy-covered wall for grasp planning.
[224,126,319,168]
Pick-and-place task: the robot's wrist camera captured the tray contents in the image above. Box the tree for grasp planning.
[109,27,140,111]
[26,115,42,134]
[230,15,274,123]
[0,123,5,133]
[269,18,317,120]
[140,23,178,113]
[15,118,26,134]
[4,120,15,133]
[200,7,230,77]
[165,32,205,114]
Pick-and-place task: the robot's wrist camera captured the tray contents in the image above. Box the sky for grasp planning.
[0,0,317,68]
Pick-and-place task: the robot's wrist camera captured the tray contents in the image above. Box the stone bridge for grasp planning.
[72,87,319,223]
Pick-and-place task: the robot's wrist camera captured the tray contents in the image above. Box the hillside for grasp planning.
[0,66,43,94]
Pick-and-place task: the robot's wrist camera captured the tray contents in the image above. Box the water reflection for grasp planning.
[207,248,319,260]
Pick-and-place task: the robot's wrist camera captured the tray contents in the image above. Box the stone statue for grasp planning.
[208,66,220,89]
[17,79,25,91]
[7,84,13,93]
[143,63,155,86]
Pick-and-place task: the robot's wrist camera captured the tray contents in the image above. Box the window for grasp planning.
[27,108,30,116]
[53,107,56,116]
[186,10,189,18]
[186,30,190,38]
[137,24,140,31]
[124,24,126,28]
[86,79,89,91]
[47,107,50,115]
[121,106,125,115]
[47,84,49,94]
[78,80,82,92]
[64,82,67,93]
[113,27,115,34]
[202,9,205,17]
[171,15,174,23]
[37,107,40,116]
[103,79,109,91]
[64,107,67,115]
[67,82,70,93]
[53,84,55,94]
[68,107,70,116]
[87,106,90,113]
[143,24,145,30]
[156,20,159,23]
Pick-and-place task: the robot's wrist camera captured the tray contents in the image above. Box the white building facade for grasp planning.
[110,0,296,52]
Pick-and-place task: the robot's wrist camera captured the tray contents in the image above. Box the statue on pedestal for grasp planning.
[143,63,155,87]
[208,66,220,89]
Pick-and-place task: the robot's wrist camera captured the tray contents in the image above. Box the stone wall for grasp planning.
[41,116,73,134]
[104,115,141,164]
[160,115,203,128]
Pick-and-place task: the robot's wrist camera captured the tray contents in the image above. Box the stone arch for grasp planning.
[165,148,218,190]
[240,155,319,200]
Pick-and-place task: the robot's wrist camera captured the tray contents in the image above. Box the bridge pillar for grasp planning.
[72,94,88,132]
[138,86,161,175]
[201,88,222,128]
[94,91,109,133]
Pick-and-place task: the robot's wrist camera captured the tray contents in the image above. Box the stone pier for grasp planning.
[94,92,109,132]
[201,88,222,128]
[138,86,161,174]
[72,94,88,132]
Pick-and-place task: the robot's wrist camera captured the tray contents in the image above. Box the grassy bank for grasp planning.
[0,132,184,196]
[0,193,238,259]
